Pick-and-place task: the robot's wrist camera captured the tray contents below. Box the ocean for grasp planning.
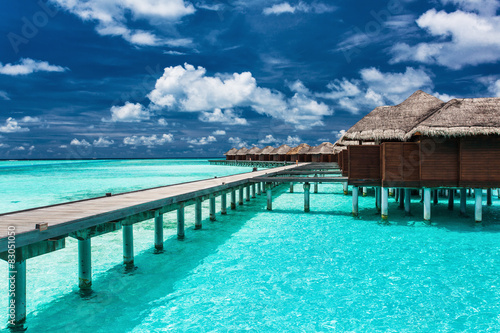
[1,159,500,332]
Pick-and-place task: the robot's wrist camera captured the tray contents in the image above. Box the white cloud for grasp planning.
[0,58,67,76]
[187,136,217,145]
[0,143,9,148]
[199,108,248,125]
[123,134,173,147]
[487,79,500,96]
[441,0,500,16]
[317,67,443,114]
[333,129,346,139]
[50,0,195,46]
[158,118,168,126]
[285,135,301,146]
[0,118,30,133]
[259,135,279,145]
[93,137,114,147]
[390,9,500,69]
[212,130,226,135]
[13,146,25,151]
[228,137,248,148]
[21,116,40,123]
[29,145,35,151]
[263,2,335,15]
[70,138,92,147]
[107,102,151,122]
[0,91,10,100]
[146,64,331,129]
[59,145,68,149]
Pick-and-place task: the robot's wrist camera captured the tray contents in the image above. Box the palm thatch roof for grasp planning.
[246,146,262,154]
[405,97,500,139]
[256,145,275,155]
[224,148,238,156]
[270,144,292,155]
[236,147,249,156]
[344,90,444,141]
[286,143,311,155]
[307,142,335,154]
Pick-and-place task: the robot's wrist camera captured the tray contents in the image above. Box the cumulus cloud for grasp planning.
[390,9,500,69]
[199,108,248,125]
[70,138,91,147]
[0,143,9,149]
[259,135,279,145]
[158,118,168,126]
[93,137,114,147]
[0,58,67,76]
[317,67,447,114]
[21,116,40,123]
[0,118,30,133]
[285,135,301,146]
[13,146,25,151]
[146,64,332,129]
[187,136,216,145]
[487,79,500,96]
[441,0,499,16]
[258,134,301,146]
[106,102,151,122]
[123,134,174,147]
[0,91,10,100]
[212,130,226,135]
[228,137,248,148]
[50,0,195,46]
[263,2,335,15]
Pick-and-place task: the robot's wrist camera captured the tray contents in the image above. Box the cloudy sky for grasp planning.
[1,0,499,159]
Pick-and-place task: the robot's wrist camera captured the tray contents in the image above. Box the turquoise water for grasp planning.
[1,160,500,332]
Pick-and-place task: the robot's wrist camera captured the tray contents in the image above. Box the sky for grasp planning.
[0,0,499,159]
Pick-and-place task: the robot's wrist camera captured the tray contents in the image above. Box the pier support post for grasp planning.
[246,186,250,202]
[498,188,500,199]
[154,211,163,252]
[424,188,431,222]
[195,198,202,229]
[460,188,466,216]
[78,239,92,289]
[343,182,348,195]
[363,187,367,197]
[352,186,359,217]
[262,182,266,193]
[433,189,438,205]
[210,196,216,221]
[395,189,399,202]
[290,183,294,193]
[123,224,134,266]
[314,175,318,193]
[257,183,261,195]
[231,190,236,210]
[487,188,492,206]
[475,189,482,223]
[177,204,185,239]
[266,183,272,211]
[399,189,405,209]
[239,187,244,205]
[448,190,454,210]
[404,189,411,215]
[304,182,311,212]
[389,188,394,197]
[251,184,256,198]
[375,187,381,212]
[381,187,388,222]
[8,259,26,327]
[221,193,227,215]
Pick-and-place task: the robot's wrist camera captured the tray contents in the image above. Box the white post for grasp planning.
[123,224,134,266]
[8,259,26,327]
[343,182,348,195]
[363,187,367,197]
[424,188,431,222]
[154,211,163,252]
[238,187,244,205]
[221,193,227,215]
[195,198,202,229]
[304,182,311,212]
[266,183,272,210]
[404,189,411,215]
[78,239,92,289]
[460,188,466,216]
[209,196,216,221]
[475,189,482,223]
[381,187,388,221]
[352,186,359,217]
[177,204,185,239]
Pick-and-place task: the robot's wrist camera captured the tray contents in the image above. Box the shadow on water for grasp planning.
[6,188,290,333]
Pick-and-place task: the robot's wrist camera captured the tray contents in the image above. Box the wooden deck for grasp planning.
[0,164,303,252]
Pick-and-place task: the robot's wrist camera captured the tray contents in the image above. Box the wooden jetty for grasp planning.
[0,162,348,327]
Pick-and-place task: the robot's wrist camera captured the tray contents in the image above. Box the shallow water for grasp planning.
[1,160,500,332]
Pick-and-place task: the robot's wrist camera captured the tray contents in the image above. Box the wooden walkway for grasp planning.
[0,164,301,252]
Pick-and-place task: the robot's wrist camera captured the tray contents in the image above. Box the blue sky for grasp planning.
[1,0,499,159]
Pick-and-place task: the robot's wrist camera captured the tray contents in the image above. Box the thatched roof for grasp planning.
[286,143,311,155]
[344,90,444,141]
[256,146,275,155]
[246,146,262,154]
[270,144,292,155]
[224,148,238,156]
[307,142,335,154]
[236,147,249,156]
[406,97,500,139]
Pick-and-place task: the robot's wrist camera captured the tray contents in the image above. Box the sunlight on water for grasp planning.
[1,161,500,332]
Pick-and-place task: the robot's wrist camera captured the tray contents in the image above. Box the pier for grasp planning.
[0,162,348,327]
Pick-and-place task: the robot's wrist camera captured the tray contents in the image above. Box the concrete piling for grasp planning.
[304,182,311,212]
